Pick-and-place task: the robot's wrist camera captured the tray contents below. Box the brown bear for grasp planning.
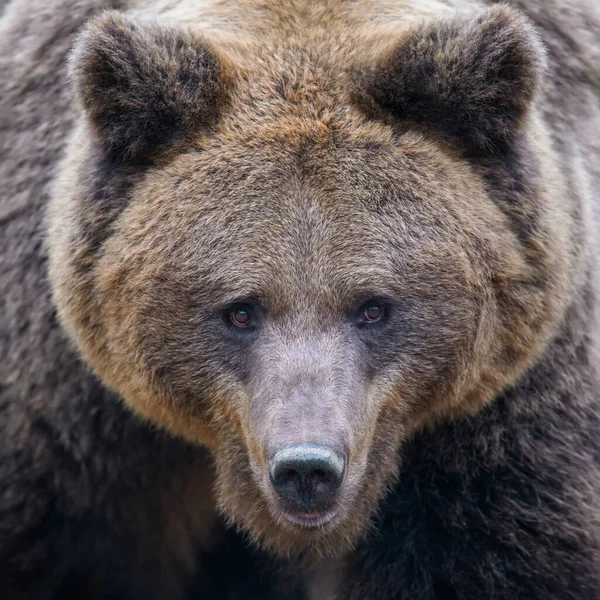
[1,0,600,598]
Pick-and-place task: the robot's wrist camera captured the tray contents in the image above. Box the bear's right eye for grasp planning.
[221,300,262,333]
[230,307,252,328]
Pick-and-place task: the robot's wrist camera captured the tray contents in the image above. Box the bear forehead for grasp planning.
[99,120,488,310]
[127,122,479,233]
[138,116,478,220]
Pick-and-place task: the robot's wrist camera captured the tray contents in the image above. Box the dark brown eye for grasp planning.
[230,308,251,328]
[363,302,383,323]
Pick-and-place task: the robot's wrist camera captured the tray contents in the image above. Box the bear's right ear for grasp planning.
[70,12,230,162]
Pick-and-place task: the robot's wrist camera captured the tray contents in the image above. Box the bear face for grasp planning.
[48,6,573,556]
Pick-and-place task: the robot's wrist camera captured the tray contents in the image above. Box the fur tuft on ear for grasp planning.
[357,6,546,151]
[70,11,230,162]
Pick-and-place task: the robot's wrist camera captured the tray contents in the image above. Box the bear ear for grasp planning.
[356,6,545,152]
[70,11,230,162]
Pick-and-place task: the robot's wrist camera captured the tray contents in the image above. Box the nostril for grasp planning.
[282,469,296,482]
[275,468,300,487]
[311,468,334,486]
[309,468,336,496]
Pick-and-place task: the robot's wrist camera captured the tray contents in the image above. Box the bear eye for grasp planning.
[230,307,252,328]
[359,301,385,324]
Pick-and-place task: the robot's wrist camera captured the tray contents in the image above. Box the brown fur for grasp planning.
[2,0,600,597]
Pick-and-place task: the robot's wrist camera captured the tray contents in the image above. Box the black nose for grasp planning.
[269,444,346,512]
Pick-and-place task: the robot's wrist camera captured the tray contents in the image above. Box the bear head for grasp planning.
[47,6,573,556]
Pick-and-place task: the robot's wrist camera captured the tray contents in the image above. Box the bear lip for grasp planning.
[281,509,338,528]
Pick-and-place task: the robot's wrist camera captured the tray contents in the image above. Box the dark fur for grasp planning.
[356,7,545,151]
[72,12,229,162]
[344,295,600,599]
[1,0,600,599]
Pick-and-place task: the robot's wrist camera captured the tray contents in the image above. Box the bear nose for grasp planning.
[268,444,346,512]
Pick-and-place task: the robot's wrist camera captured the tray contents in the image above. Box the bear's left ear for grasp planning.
[70,11,231,162]
[355,6,545,152]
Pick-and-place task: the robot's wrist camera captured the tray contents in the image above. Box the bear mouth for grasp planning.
[281,509,339,528]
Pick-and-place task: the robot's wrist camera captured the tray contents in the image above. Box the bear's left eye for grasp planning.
[363,303,383,322]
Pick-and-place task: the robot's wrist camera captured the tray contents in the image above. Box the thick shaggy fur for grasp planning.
[1,0,600,599]
[71,12,229,161]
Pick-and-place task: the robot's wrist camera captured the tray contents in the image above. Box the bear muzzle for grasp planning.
[268,443,346,526]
